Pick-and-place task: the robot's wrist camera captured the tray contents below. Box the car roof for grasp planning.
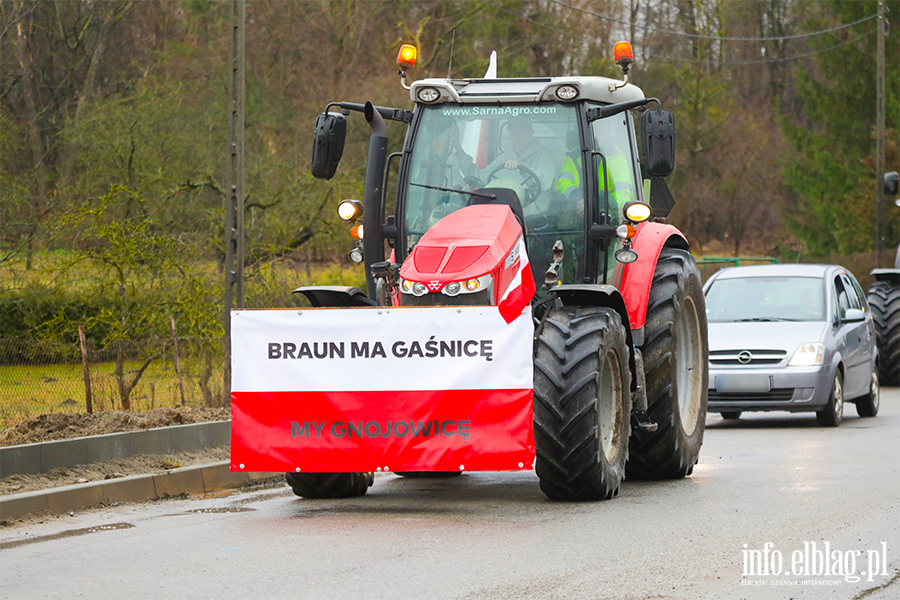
[710,264,843,280]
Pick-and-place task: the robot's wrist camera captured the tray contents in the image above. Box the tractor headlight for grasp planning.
[623,200,651,223]
[337,199,363,222]
[441,274,491,297]
[788,343,825,366]
[400,279,429,296]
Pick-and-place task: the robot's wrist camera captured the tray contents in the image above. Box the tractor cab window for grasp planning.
[403,103,578,285]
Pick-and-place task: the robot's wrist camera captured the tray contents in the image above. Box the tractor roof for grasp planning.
[409,76,645,106]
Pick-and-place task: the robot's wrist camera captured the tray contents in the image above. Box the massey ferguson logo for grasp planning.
[428,281,442,292]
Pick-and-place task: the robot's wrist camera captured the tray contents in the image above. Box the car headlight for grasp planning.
[788,342,825,366]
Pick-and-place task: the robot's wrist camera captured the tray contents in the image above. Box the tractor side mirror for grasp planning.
[884,171,899,196]
[641,109,676,177]
[311,112,346,180]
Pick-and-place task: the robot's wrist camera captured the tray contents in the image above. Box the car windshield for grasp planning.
[705,276,826,322]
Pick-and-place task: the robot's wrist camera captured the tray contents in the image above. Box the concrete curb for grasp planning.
[1,421,231,477]
[0,461,281,521]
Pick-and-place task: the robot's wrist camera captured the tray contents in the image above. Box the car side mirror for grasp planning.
[311,112,346,180]
[884,172,899,196]
[844,308,865,322]
[641,109,676,177]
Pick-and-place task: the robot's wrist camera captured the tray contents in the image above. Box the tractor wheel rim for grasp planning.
[676,294,703,436]
[598,348,624,463]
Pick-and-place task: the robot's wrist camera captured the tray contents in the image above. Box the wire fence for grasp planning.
[0,337,227,430]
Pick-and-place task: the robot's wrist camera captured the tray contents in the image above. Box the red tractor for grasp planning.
[286,43,708,501]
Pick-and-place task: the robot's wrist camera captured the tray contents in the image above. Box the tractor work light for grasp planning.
[615,247,639,264]
[416,87,441,102]
[349,245,364,263]
[555,85,578,101]
[337,199,363,222]
[623,200,651,223]
[397,44,418,69]
[614,41,634,66]
[350,224,364,240]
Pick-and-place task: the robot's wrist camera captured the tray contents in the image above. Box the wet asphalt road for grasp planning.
[2,389,898,600]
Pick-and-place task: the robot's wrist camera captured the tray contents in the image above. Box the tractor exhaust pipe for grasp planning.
[362,102,388,299]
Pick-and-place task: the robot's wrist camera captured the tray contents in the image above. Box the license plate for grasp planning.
[716,374,771,393]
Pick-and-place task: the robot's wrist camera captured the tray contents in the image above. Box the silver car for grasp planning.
[703,264,880,426]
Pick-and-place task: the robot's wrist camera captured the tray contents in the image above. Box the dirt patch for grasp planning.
[0,407,230,447]
[0,446,232,496]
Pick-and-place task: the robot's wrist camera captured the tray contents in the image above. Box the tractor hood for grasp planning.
[400,204,522,283]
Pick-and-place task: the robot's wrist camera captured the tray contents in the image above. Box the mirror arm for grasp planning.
[587,98,660,121]
[326,102,412,124]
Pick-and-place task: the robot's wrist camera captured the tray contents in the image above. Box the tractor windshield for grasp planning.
[403,103,579,282]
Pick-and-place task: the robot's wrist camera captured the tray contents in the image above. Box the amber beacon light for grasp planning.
[614,41,634,67]
[397,44,418,69]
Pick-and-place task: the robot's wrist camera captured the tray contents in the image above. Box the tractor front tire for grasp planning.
[534,306,632,501]
[284,472,373,499]
[867,281,900,386]
[628,249,708,480]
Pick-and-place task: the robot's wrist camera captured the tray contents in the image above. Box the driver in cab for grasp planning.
[450,115,558,201]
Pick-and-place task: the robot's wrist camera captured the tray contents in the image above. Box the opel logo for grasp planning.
[738,351,753,364]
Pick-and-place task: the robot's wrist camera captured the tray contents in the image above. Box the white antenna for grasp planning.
[483,51,497,79]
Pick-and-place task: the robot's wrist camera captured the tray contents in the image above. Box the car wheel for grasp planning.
[816,371,843,427]
[720,411,741,420]
[855,369,880,417]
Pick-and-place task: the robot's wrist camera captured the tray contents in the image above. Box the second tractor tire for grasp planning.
[534,306,632,501]
[867,280,900,386]
[627,248,708,480]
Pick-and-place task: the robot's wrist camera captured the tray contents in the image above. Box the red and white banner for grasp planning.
[498,235,536,324]
[230,306,534,473]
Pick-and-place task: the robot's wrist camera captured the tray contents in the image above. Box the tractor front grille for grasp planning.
[401,289,491,307]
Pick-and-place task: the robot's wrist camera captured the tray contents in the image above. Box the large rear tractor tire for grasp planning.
[534,306,632,501]
[867,281,900,386]
[627,249,708,480]
[284,472,374,499]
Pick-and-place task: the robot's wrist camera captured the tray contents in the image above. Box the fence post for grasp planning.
[78,325,93,415]
[170,316,186,406]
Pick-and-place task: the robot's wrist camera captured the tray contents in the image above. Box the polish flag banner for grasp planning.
[498,236,536,324]
[230,306,534,474]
